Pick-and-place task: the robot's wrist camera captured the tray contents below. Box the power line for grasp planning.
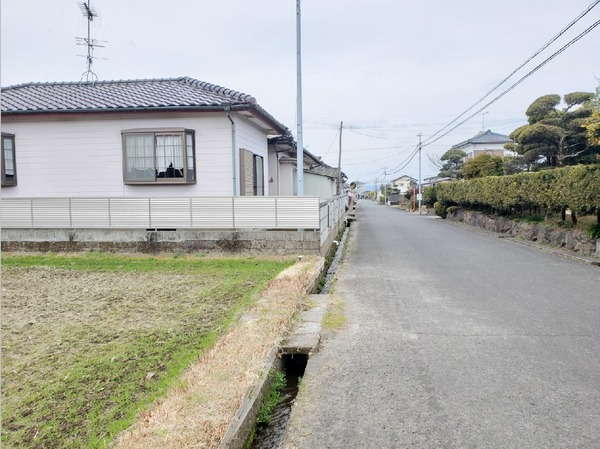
[344,127,389,139]
[384,145,420,176]
[423,17,600,148]
[422,0,600,145]
[321,128,340,160]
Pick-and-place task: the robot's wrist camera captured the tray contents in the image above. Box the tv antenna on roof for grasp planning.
[76,0,106,83]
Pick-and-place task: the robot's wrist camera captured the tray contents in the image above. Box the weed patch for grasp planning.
[322,296,346,333]
[256,370,286,426]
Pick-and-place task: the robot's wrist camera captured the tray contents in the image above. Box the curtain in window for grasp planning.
[156,135,184,178]
[126,134,154,180]
[3,138,14,176]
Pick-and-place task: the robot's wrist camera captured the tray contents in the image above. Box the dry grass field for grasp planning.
[1,252,317,449]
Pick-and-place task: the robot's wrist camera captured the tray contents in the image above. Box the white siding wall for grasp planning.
[268,147,279,196]
[234,118,269,195]
[278,163,295,196]
[304,172,336,202]
[463,142,514,159]
[1,112,271,198]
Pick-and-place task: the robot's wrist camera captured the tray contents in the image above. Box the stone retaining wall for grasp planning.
[0,228,321,255]
[446,210,600,258]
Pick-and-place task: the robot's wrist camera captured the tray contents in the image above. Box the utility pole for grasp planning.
[337,121,343,195]
[418,133,422,216]
[295,0,304,196]
[383,171,387,205]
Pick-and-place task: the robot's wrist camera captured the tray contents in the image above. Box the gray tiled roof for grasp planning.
[1,77,257,113]
[452,129,512,149]
[2,76,289,134]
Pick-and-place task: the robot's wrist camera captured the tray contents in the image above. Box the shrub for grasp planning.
[434,201,447,218]
[434,164,600,218]
[423,185,436,206]
[588,223,600,240]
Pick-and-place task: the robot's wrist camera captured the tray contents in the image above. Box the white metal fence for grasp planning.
[319,195,348,245]
[0,196,324,230]
[1,195,347,248]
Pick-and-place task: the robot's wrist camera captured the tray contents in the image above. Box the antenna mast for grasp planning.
[77,0,105,83]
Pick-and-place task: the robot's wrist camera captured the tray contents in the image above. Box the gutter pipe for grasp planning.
[225,106,237,196]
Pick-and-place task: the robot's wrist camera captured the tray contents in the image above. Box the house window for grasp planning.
[122,129,195,184]
[253,155,264,196]
[1,133,17,186]
[239,149,265,196]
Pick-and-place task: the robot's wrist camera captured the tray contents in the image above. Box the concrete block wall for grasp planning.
[0,228,321,255]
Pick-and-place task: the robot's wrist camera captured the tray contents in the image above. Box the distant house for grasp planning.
[391,175,417,193]
[451,129,514,160]
[268,134,343,202]
[1,77,289,198]
[422,176,452,187]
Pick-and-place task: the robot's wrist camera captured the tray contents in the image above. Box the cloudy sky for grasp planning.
[2,0,599,184]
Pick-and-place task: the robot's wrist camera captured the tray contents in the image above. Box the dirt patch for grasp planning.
[1,253,304,449]
[111,256,323,449]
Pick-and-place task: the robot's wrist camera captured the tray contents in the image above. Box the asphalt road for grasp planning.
[282,200,600,449]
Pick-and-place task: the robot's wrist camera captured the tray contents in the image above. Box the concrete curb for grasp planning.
[281,294,329,355]
[218,346,281,449]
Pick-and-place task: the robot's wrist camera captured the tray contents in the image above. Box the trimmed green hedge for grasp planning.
[424,165,600,216]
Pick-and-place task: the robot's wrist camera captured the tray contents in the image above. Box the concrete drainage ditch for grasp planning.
[249,354,308,449]
[219,222,351,449]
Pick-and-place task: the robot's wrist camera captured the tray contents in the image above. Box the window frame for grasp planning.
[122,128,196,185]
[1,133,17,187]
[253,154,264,196]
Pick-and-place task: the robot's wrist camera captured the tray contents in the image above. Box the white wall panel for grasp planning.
[32,198,71,227]
[234,197,276,228]
[191,197,234,228]
[71,198,110,227]
[109,198,150,228]
[150,198,191,228]
[277,197,320,228]
[0,196,329,231]
[0,198,32,227]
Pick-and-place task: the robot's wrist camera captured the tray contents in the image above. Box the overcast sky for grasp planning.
[2,0,599,184]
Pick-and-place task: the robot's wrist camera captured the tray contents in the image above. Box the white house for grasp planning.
[391,175,417,194]
[451,129,514,160]
[422,176,452,187]
[1,77,289,198]
[268,134,343,202]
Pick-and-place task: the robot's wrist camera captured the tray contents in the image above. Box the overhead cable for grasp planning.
[423,18,600,148]
[422,0,600,145]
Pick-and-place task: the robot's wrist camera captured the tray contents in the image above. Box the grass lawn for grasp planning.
[1,252,293,449]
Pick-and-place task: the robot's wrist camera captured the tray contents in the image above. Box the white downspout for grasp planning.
[226,107,237,196]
